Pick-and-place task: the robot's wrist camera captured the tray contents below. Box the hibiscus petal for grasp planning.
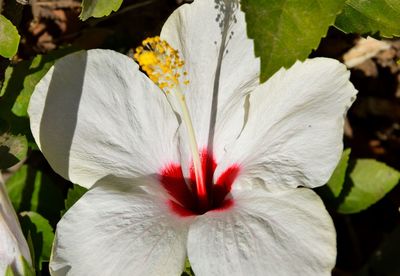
[215,58,357,190]
[160,0,259,158]
[29,49,179,188]
[0,178,32,275]
[187,187,336,276]
[50,176,190,276]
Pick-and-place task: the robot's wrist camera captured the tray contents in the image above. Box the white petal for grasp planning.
[216,58,357,190]
[0,177,31,275]
[161,0,259,158]
[188,187,336,276]
[28,49,179,188]
[50,176,191,276]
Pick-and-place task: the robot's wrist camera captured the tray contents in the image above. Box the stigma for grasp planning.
[134,36,189,91]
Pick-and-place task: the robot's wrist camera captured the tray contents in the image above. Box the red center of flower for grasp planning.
[160,149,240,216]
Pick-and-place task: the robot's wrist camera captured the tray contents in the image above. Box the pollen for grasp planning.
[134,36,189,90]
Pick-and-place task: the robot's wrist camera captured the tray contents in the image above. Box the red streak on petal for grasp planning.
[168,200,196,217]
[212,165,240,208]
[160,164,195,211]
[210,198,234,212]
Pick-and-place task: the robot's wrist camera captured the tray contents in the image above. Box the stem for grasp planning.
[176,90,207,209]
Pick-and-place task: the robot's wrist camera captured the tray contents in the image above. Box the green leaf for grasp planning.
[0,48,76,118]
[21,256,35,276]
[327,148,351,197]
[80,0,123,21]
[20,211,54,271]
[4,256,34,276]
[241,0,347,82]
[0,15,20,58]
[0,131,27,169]
[181,259,195,276]
[335,0,400,38]
[6,165,64,223]
[25,231,36,272]
[338,159,400,214]
[5,265,15,276]
[0,49,74,149]
[61,184,88,216]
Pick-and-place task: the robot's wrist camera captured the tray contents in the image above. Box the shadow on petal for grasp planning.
[39,51,87,179]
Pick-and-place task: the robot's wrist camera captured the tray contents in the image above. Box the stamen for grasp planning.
[134,37,208,209]
[134,36,188,90]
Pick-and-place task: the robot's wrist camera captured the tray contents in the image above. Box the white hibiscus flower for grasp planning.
[28,0,357,275]
[0,174,32,275]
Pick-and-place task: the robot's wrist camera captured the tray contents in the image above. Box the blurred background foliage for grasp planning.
[0,0,400,275]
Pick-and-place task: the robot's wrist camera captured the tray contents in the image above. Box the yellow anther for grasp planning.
[136,52,158,66]
[134,36,189,91]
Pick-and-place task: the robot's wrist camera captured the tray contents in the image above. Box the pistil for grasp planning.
[134,36,208,209]
[174,89,208,209]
